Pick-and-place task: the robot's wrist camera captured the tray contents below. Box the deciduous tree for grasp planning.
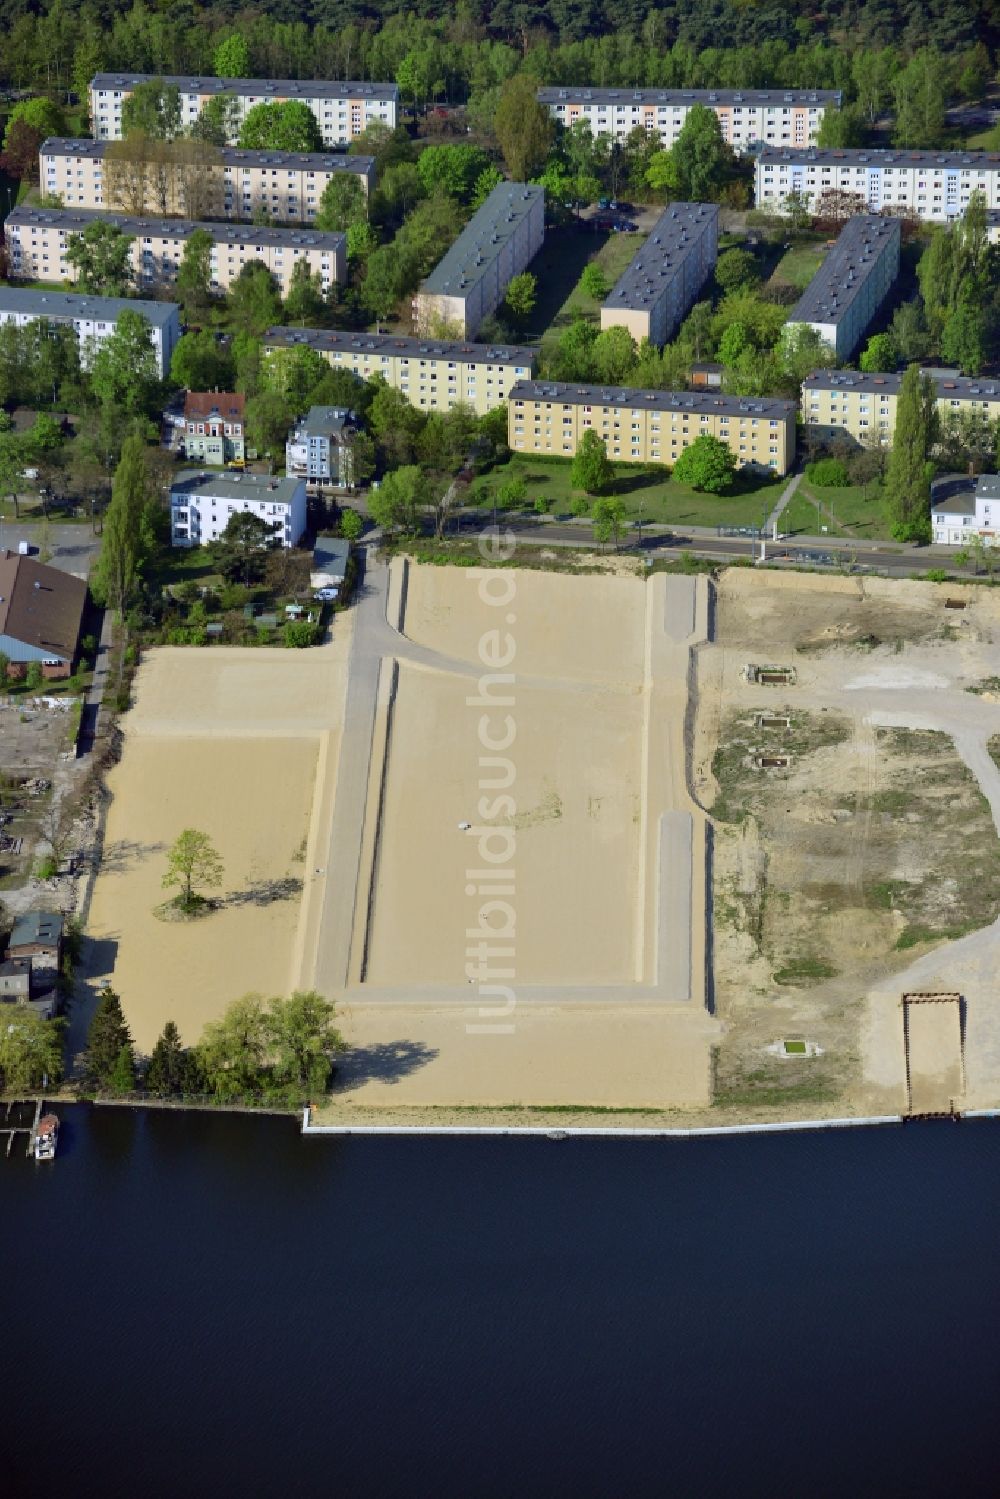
[884,363,936,542]
[214,33,250,78]
[672,433,737,494]
[493,73,553,181]
[65,222,133,295]
[162,829,224,912]
[0,1008,62,1093]
[570,429,613,495]
[315,173,368,234]
[239,101,323,153]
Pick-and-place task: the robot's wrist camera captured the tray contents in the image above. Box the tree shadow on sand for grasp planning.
[98,838,167,873]
[333,1039,439,1088]
[222,876,304,909]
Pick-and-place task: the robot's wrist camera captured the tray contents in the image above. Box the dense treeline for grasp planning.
[0,2,993,103]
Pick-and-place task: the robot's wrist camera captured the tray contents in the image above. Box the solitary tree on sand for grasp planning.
[162,829,224,914]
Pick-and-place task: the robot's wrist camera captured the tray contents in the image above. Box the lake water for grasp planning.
[2,1106,999,1497]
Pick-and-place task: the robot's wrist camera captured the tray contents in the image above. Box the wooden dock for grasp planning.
[2,1098,43,1157]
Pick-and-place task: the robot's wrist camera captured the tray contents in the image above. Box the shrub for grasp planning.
[805,457,849,487]
[283,620,319,648]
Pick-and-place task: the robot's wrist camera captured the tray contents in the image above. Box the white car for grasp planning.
[314,588,340,601]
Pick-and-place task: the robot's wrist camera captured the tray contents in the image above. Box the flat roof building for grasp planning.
[601,203,718,347]
[263,327,537,414]
[802,368,1000,447]
[41,137,374,226]
[5,205,346,298]
[509,380,795,474]
[0,286,178,376]
[755,147,1000,222]
[169,470,307,549]
[785,215,901,360]
[90,73,398,147]
[414,182,544,339]
[538,87,840,152]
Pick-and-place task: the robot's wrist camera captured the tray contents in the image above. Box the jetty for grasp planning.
[2,1098,43,1157]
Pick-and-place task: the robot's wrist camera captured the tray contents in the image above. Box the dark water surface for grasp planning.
[2,1106,998,1498]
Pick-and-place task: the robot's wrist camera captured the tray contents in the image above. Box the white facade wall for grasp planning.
[89,75,397,147]
[539,88,838,150]
[170,475,307,548]
[755,150,1000,223]
[0,293,178,376]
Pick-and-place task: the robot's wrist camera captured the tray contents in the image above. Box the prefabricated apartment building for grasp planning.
[89,73,398,147]
[784,214,901,360]
[537,87,841,150]
[413,182,545,339]
[600,202,718,347]
[801,368,1000,446]
[0,287,179,376]
[755,147,1000,222]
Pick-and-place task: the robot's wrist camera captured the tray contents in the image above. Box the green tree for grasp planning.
[65,222,133,296]
[347,222,379,264]
[91,434,155,615]
[0,1008,62,1092]
[239,101,323,153]
[267,990,345,1099]
[669,105,730,202]
[815,105,866,148]
[315,173,367,234]
[591,325,638,383]
[645,149,679,200]
[580,263,609,301]
[162,828,224,913]
[170,330,234,392]
[191,94,241,147]
[859,333,897,373]
[210,510,282,584]
[110,1043,136,1096]
[852,48,895,126]
[340,507,363,541]
[145,1020,193,1097]
[284,258,328,325]
[261,344,328,409]
[368,465,429,534]
[892,49,948,149]
[228,261,282,336]
[196,993,269,1101]
[84,988,132,1091]
[361,244,404,321]
[672,434,737,494]
[570,429,613,495]
[214,33,250,78]
[176,228,215,320]
[714,248,759,295]
[416,144,492,202]
[494,73,554,181]
[941,297,987,375]
[369,381,425,465]
[245,390,294,457]
[883,364,937,542]
[471,166,504,208]
[88,314,159,420]
[891,300,933,364]
[122,79,181,141]
[503,272,537,326]
[2,96,66,149]
[592,496,628,550]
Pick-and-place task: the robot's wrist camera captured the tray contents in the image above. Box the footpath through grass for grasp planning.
[470,454,782,528]
[782,480,893,542]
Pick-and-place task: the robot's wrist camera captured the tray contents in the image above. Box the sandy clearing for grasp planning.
[400,565,647,683]
[327,1001,716,1109]
[364,662,643,986]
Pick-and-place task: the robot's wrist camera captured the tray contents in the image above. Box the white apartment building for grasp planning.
[285,406,355,486]
[414,182,545,339]
[755,147,1000,223]
[509,380,796,474]
[40,138,374,226]
[169,470,307,548]
[987,209,1000,244]
[600,202,718,347]
[801,369,1000,447]
[538,87,840,151]
[89,73,398,147]
[5,205,345,298]
[785,215,901,360]
[932,475,1000,546]
[0,287,179,376]
[263,327,537,415]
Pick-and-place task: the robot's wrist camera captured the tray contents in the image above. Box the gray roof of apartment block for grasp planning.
[510,380,795,419]
[41,136,375,178]
[263,326,537,369]
[420,182,543,300]
[0,286,178,325]
[787,215,900,328]
[931,489,978,516]
[539,86,841,106]
[297,406,352,437]
[7,204,344,254]
[170,470,303,506]
[758,146,1000,169]
[603,202,718,314]
[802,369,1000,398]
[90,73,398,101]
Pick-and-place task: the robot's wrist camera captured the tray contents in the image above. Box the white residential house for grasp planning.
[285,406,355,487]
[170,471,307,549]
[931,475,1000,547]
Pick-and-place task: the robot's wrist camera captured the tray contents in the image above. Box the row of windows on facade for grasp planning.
[556,104,821,115]
[512,440,781,466]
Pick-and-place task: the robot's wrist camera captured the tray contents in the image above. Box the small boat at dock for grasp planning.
[33,1114,58,1161]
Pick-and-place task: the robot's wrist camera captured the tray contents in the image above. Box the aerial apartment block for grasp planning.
[600,202,718,347]
[931,474,1000,547]
[538,87,840,151]
[784,215,901,360]
[755,147,1000,223]
[413,182,544,339]
[987,209,1000,244]
[508,381,795,474]
[263,327,536,414]
[5,205,345,298]
[169,471,307,548]
[89,74,397,147]
[40,138,374,226]
[801,368,1000,447]
[0,287,179,376]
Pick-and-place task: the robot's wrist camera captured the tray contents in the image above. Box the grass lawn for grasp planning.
[531,226,646,358]
[768,240,829,291]
[469,454,782,528]
[785,480,893,541]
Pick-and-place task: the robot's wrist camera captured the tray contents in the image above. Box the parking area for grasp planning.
[0,521,100,578]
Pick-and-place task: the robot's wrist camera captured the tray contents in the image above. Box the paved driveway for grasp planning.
[0,520,100,578]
